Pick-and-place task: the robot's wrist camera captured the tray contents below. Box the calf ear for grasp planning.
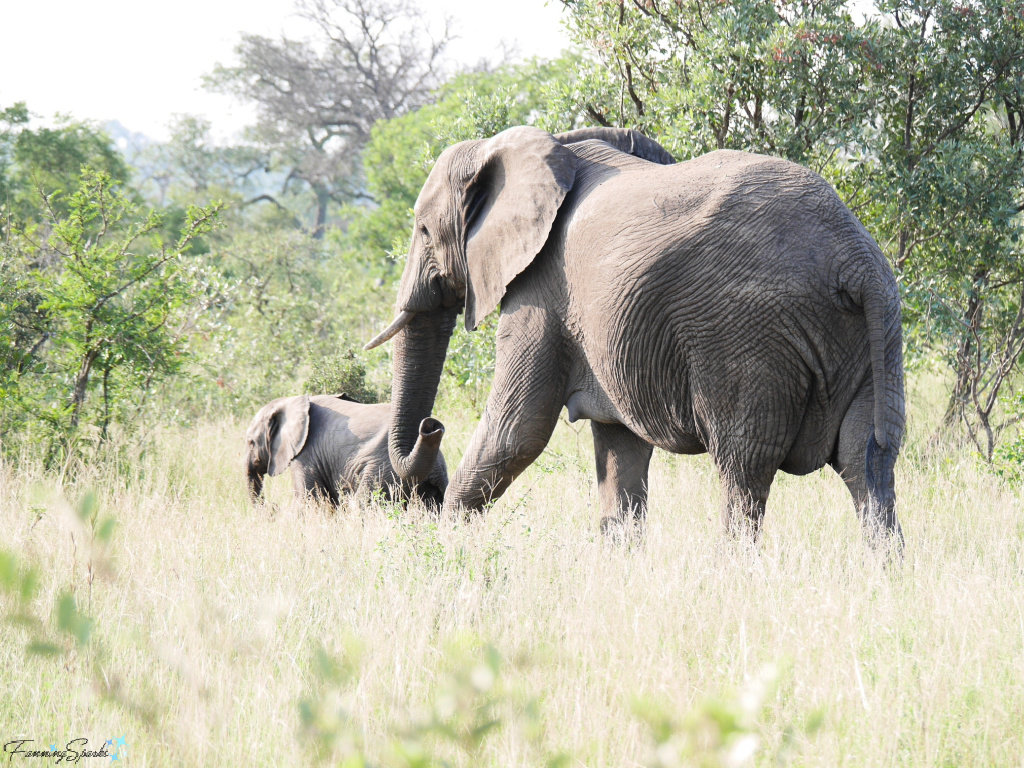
[267,395,310,476]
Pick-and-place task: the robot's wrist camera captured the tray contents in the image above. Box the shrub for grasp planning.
[0,168,225,456]
[304,348,387,403]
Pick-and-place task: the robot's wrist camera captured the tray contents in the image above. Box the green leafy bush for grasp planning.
[993,391,1024,483]
[297,639,571,767]
[0,167,225,456]
[441,315,497,412]
[0,491,154,722]
[304,348,388,404]
[296,641,819,767]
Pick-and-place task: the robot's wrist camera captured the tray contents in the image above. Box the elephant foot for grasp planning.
[440,498,484,523]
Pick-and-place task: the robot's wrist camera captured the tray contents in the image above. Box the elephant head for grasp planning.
[365,126,672,485]
[364,127,576,483]
[244,395,310,502]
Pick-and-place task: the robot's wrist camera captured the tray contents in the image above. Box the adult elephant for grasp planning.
[365,126,904,541]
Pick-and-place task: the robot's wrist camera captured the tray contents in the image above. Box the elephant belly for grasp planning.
[560,158,874,475]
[577,291,853,475]
[777,387,839,475]
[655,430,708,455]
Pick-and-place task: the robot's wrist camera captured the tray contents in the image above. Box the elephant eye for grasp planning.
[420,225,432,244]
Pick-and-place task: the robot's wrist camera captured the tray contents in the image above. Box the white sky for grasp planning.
[0,0,572,141]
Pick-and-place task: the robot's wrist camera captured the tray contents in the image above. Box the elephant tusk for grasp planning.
[364,310,416,350]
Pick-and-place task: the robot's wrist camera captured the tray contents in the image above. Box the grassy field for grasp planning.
[2,374,1023,767]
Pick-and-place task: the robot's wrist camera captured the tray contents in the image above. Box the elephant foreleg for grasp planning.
[720,474,771,540]
[444,303,565,515]
[592,421,654,535]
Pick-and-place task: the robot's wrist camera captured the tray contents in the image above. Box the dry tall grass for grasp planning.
[2,374,1022,766]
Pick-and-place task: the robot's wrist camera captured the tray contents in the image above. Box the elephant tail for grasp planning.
[859,261,901,451]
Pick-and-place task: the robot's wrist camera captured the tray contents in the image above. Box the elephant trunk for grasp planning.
[398,417,446,484]
[388,305,458,482]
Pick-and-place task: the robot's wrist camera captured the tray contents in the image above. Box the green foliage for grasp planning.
[849,1,1024,457]
[431,56,586,145]
[297,639,571,767]
[560,0,871,162]
[297,640,818,767]
[0,490,157,722]
[0,102,30,199]
[634,664,822,768]
[304,348,387,403]
[993,390,1024,481]
[0,105,130,221]
[562,0,1024,457]
[0,495,105,654]
[164,228,392,417]
[440,314,498,412]
[0,168,226,451]
[6,3,1019,463]
[298,638,367,764]
[0,549,40,627]
[132,115,271,237]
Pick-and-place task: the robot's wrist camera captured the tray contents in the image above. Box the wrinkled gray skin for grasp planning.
[244,394,448,510]
[368,125,904,543]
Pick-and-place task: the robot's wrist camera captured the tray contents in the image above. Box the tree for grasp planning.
[0,103,30,205]
[134,114,268,207]
[561,0,1024,458]
[0,169,225,447]
[558,0,873,163]
[206,0,451,236]
[855,0,1024,457]
[197,229,361,410]
[0,105,130,221]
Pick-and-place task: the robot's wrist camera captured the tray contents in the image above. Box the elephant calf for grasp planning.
[244,394,448,509]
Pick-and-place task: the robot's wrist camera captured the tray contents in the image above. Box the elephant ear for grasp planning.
[464,126,576,331]
[267,395,310,477]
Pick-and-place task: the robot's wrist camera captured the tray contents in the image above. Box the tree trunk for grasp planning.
[100,366,111,442]
[312,186,329,240]
[944,269,987,427]
[69,349,99,430]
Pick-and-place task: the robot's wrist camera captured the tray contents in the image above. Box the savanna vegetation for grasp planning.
[2,0,1023,765]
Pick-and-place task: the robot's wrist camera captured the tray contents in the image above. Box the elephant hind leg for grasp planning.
[716,457,776,541]
[832,391,903,549]
[708,428,791,541]
[592,421,654,536]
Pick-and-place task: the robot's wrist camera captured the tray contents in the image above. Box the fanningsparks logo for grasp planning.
[3,736,129,763]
